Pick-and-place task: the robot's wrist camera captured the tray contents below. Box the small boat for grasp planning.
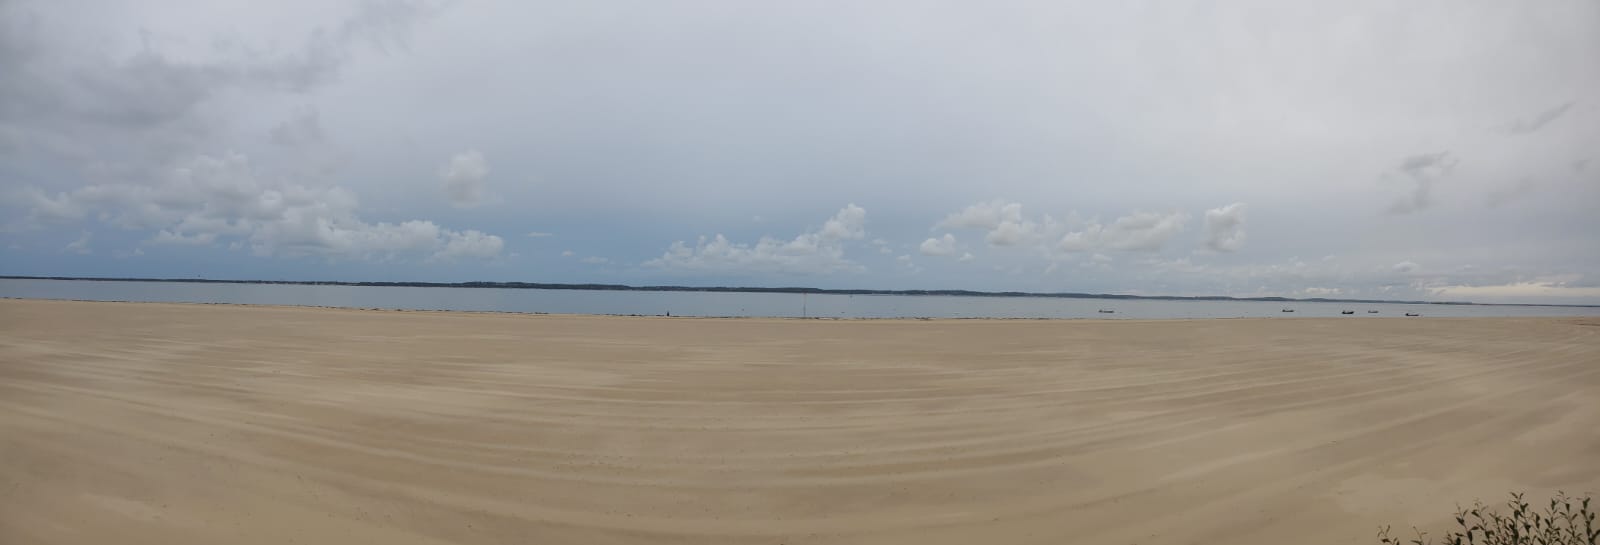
[1097,309,1115,314]
[1405,313,1420,317]
[1367,310,1379,314]
[1281,309,1295,313]
[1340,310,1355,315]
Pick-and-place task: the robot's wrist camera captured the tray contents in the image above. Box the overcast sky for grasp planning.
[3,0,1597,303]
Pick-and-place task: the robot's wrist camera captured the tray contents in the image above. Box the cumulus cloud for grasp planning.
[440,150,489,208]
[645,204,867,275]
[1384,152,1457,214]
[0,2,490,264]
[938,200,1020,230]
[819,203,867,240]
[959,252,975,262]
[938,200,1192,257]
[561,250,574,257]
[1203,202,1247,252]
[919,233,958,256]
[63,231,91,254]
[1392,260,1420,273]
[1054,224,1101,252]
[434,229,503,260]
[1499,101,1575,134]
[17,153,502,261]
[1096,211,1190,251]
[938,200,1041,247]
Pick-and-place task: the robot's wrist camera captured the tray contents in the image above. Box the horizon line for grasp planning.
[6,274,1598,308]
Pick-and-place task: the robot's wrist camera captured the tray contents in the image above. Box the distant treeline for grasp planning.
[12,274,1580,307]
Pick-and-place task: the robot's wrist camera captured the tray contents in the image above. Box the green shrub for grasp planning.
[1379,492,1597,545]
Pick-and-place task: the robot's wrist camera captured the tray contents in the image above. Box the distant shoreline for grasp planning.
[5,274,1597,309]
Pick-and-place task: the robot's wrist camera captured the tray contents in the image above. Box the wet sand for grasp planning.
[2,298,1597,544]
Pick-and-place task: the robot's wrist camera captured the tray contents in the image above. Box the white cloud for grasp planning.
[149,230,217,246]
[939,200,1020,230]
[19,153,503,262]
[434,230,503,260]
[1393,260,1420,273]
[1055,224,1102,252]
[1431,281,1600,301]
[1100,211,1190,251]
[1203,202,1247,252]
[938,201,1193,257]
[1056,211,1189,253]
[986,219,1034,246]
[561,250,575,257]
[441,150,490,208]
[938,200,1041,247]
[818,203,867,240]
[1302,287,1342,296]
[645,204,868,275]
[63,231,91,254]
[959,252,975,262]
[579,256,609,264]
[919,233,958,256]
[526,231,554,238]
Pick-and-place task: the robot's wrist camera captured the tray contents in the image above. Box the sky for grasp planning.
[2,0,1598,304]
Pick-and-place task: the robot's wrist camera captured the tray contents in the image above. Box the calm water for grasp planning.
[1,278,1595,320]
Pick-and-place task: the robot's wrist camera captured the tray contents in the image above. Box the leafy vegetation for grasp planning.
[1379,492,1597,545]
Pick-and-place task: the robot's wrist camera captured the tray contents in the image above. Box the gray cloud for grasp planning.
[1384,152,1457,215]
[1499,102,1575,134]
[270,107,324,147]
[441,150,489,208]
[1485,178,1539,208]
[0,2,432,169]
[0,1,506,263]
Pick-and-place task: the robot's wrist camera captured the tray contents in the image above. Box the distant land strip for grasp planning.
[10,275,1600,308]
